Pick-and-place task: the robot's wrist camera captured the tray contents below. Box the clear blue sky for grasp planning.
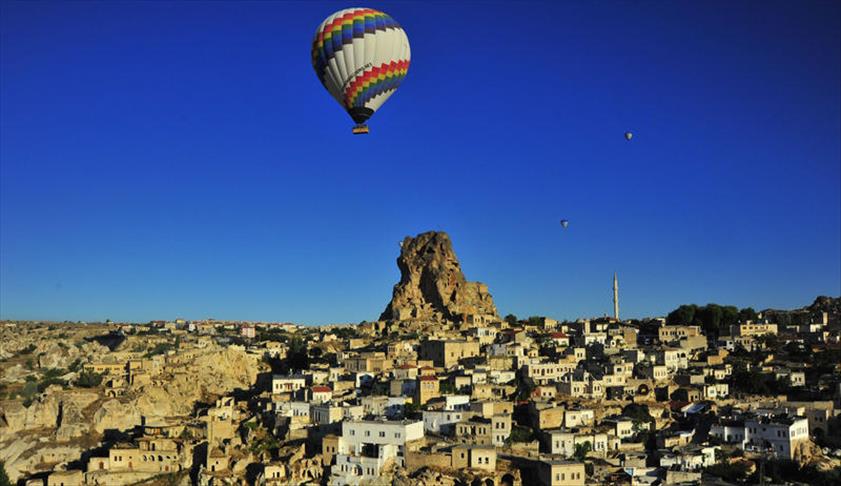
[1,1,839,324]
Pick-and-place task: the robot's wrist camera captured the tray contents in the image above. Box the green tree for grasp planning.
[76,370,103,388]
[739,307,757,323]
[623,403,655,434]
[697,304,723,336]
[333,327,359,340]
[574,441,592,461]
[515,374,536,401]
[815,416,841,448]
[439,381,456,394]
[144,342,174,358]
[706,461,751,482]
[504,314,518,326]
[721,305,740,328]
[666,305,697,326]
[285,337,309,372]
[0,461,12,486]
[508,425,534,443]
[403,401,420,419]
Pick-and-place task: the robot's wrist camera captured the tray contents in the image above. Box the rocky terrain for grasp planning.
[380,231,498,323]
[0,323,264,483]
[762,295,841,326]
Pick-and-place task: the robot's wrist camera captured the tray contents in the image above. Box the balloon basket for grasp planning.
[352,125,369,135]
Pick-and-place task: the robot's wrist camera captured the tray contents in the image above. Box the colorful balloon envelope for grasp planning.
[311,8,411,134]
[560,220,569,229]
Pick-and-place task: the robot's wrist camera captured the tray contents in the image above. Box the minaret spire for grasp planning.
[613,272,619,321]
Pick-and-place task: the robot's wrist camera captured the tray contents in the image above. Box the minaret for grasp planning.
[612,272,619,321]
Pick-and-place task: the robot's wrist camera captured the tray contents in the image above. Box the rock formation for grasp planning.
[0,342,263,483]
[762,295,841,326]
[380,231,498,323]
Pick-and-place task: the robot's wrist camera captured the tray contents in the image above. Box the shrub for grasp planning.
[706,461,751,482]
[0,460,12,486]
[574,441,592,461]
[508,425,533,443]
[76,370,103,388]
[19,344,36,355]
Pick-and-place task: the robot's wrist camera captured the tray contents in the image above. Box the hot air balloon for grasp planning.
[311,8,411,134]
[624,132,633,141]
[560,219,569,229]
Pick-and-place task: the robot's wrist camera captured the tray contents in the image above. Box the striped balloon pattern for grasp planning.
[311,8,411,126]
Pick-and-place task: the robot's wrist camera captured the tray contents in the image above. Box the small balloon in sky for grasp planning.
[560,219,569,229]
[625,131,633,141]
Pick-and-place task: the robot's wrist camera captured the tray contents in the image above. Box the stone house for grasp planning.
[208,397,237,444]
[563,409,594,428]
[309,385,333,403]
[311,403,344,425]
[529,401,565,430]
[538,460,586,486]
[47,470,84,486]
[207,446,229,473]
[272,374,308,395]
[329,419,424,484]
[391,364,419,381]
[602,417,635,440]
[451,445,496,471]
[419,339,482,369]
[423,409,466,435]
[415,375,440,405]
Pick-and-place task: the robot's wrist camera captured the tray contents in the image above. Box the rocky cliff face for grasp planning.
[0,344,262,483]
[379,231,498,323]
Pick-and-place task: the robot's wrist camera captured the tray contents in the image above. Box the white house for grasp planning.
[272,374,308,394]
[330,419,424,485]
[422,410,465,435]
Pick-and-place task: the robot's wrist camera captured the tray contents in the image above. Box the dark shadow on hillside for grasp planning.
[85,330,126,351]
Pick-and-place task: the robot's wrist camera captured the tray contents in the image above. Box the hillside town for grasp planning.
[1,232,840,486]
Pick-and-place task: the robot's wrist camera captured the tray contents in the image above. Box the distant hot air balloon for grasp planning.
[311,8,411,134]
[625,131,633,141]
[560,219,569,229]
